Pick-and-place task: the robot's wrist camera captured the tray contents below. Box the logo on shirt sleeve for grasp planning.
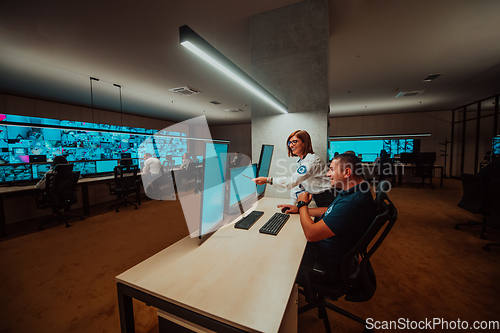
[297,165,307,174]
[325,206,333,215]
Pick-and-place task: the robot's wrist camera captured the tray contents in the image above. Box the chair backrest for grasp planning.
[340,181,398,302]
[45,171,80,209]
[458,172,484,214]
[113,165,138,193]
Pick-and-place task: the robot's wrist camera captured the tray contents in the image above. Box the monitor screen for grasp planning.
[72,161,97,175]
[227,164,257,214]
[493,137,500,155]
[199,142,228,237]
[329,139,415,162]
[0,164,32,183]
[172,156,182,165]
[257,145,274,197]
[32,163,51,180]
[95,160,118,173]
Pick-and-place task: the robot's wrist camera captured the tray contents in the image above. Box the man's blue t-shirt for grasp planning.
[313,181,376,277]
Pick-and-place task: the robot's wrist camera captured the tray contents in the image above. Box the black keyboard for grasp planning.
[234,210,264,230]
[259,213,290,236]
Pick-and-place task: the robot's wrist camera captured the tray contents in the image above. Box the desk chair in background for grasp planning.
[298,180,398,333]
[413,154,435,189]
[376,155,395,184]
[35,170,82,230]
[455,173,494,240]
[177,162,196,192]
[108,165,139,212]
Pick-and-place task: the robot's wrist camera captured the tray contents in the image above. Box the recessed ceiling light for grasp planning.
[423,73,442,82]
[169,86,201,96]
[224,108,243,113]
[396,90,425,98]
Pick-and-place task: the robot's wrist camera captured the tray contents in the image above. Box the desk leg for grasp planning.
[398,165,403,187]
[117,283,136,333]
[0,194,6,238]
[440,167,444,188]
[81,184,90,216]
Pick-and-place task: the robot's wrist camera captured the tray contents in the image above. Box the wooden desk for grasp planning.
[395,164,444,188]
[116,197,307,333]
[0,174,141,238]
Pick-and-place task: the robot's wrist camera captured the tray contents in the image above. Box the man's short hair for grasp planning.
[144,153,152,158]
[333,153,363,176]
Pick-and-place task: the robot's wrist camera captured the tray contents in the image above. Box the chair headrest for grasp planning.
[376,180,391,194]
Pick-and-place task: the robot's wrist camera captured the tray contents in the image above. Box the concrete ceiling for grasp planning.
[1,0,499,126]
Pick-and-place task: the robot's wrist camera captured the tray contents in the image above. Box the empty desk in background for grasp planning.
[116,197,307,333]
[395,164,444,188]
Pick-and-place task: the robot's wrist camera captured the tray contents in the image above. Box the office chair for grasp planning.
[177,162,196,191]
[412,158,434,189]
[108,165,139,212]
[298,180,398,333]
[377,154,394,184]
[35,170,82,230]
[454,173,495,240]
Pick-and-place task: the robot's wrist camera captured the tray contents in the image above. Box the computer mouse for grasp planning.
[281,207,290,213]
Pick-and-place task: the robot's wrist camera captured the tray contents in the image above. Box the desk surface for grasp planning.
[116,197,307,333]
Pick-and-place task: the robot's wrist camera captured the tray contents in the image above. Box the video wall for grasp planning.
[329,139,415,162]
[0,113,188,183]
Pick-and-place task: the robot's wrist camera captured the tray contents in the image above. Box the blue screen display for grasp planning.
[200,142,228,236]
[72,161,97,175]
[257,145,274,196]
[229,164,257,208]
[329,139,414,162]
[0,113,188,183]
[493,137,500,155]
[32,163,51,180]
[95,160,118,173]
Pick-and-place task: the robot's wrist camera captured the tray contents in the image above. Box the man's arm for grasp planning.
[297,192,334,242]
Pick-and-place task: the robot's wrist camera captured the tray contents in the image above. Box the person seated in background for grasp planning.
[142,153,162,198]
[295,153,376,292]
[143,153,161,176]
[36,156,69,189]
[231,151,242,167]
[180,153,192,170]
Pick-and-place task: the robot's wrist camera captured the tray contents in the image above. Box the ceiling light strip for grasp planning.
[179,25,288,114]
[330,133,431,140]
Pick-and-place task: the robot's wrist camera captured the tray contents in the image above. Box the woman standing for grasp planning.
[253,130,334,213]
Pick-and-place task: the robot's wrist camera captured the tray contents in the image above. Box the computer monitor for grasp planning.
[72,161,97,175]
[226,164,258,215]
[121,152,131,159]
[172,156,182,165]
[95,160,118,173]
[492,137,500,158]
[29,155,47,163]
[199,142,229,238]
[32,163,51,180]
[418,152,436,163]
[0,164,33,183]
[256,145,274,198]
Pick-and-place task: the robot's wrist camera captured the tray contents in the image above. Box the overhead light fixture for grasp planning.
[179,25,288,114]
[423,73,442,82]
[330,133,431,140]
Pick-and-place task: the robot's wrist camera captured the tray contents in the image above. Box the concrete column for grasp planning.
[250,0,329,199]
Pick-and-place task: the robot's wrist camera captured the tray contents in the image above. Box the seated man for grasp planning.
[295,153,376,289]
